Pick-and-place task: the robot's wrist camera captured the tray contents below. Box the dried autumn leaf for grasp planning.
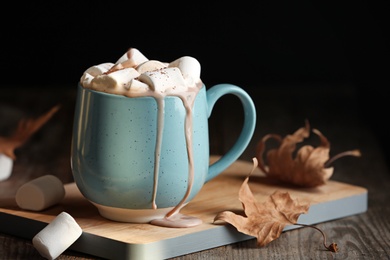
[256,120,361,187]
[214,158,310,247]
[0,104,60,160]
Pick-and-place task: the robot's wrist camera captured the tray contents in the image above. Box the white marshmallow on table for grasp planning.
[33,212,82,260]
[0,153,13,181]
[15,175,65,211]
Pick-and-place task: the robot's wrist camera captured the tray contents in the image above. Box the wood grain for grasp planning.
[0,157,367,259]
[1,85,390,259]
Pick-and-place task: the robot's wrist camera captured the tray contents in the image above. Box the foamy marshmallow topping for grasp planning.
[80,48,202,96]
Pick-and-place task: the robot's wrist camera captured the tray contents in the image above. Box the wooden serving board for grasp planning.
[0,158,368,260]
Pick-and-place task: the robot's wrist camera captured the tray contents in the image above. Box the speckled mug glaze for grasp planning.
[71,83,256,223]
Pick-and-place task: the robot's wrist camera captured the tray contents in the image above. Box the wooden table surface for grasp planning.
[1,85,389,259]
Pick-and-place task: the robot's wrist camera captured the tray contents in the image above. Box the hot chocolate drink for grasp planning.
[72,48,256,227]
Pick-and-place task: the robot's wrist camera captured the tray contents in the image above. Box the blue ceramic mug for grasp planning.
[71,83,256,224]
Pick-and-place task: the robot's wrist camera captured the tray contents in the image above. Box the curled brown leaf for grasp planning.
[255,120,361,187]
[214,158,339,252]
[214,158,310,247]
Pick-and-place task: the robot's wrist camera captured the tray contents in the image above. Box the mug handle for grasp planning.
[206,83,257,182]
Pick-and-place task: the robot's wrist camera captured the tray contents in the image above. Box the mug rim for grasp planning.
[77,83,206,100]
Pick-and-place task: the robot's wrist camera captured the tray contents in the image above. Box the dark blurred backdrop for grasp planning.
[1,1,389,161]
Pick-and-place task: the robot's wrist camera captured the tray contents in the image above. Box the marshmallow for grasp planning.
[15,175,65,211]
[138,67,187,93]
[80,72,94,88]
[169,56,201,81]
[136,60,167,74]
[90,67,141,92]
[33,212,82,260]
[83,62,113,77]
[80,48,202,96]
[116,48,149,66]
[0,153,13,181]
[108,48,149,73]
[125,79,150,93]
[80,62,114,88]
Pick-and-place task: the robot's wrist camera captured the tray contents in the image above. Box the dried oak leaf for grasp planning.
[0,104,60,160]
[214,159,310,247]
[255,120,361,187]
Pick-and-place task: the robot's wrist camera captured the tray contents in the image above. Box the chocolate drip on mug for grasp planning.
[150,85,202,227]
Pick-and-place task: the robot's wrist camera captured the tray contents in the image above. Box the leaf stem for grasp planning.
[325,149,361,168]
[295,223,339,252]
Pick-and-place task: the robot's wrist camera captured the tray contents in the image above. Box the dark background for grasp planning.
[1,1,389,161]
